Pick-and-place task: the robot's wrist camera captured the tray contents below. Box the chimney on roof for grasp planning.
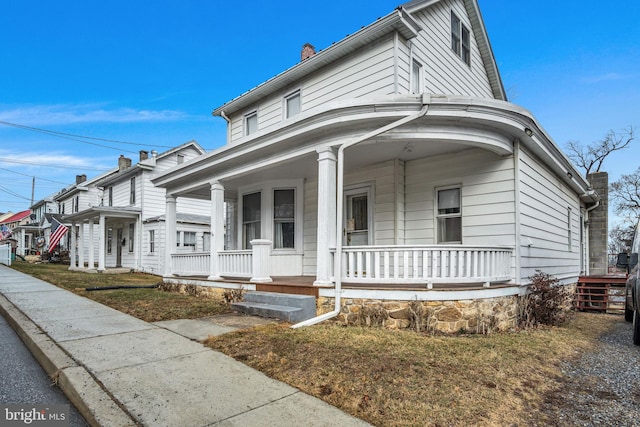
[118,155,132,171]
[151,150,158,159]
[76,174,87,184]
[301,43,316,61]
[139,150,149,161]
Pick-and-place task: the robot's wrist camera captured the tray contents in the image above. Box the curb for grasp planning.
[0,294,137,427]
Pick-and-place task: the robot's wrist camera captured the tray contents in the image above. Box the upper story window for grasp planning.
[73,195,79,213]
[451,11,471,66]
[130,177,136,205]
[411,59,423,94]
[436,186,462,243]
[244,111,258,136]
[284,90,301,119]
[108,187,113,206]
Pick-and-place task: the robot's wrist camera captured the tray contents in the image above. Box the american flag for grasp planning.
[0,225,11,240]
[49,218,69,252]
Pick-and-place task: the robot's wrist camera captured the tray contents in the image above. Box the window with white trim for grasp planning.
[108,187,113,206]
[273,189,295,249]
[244,111,258,136]
[567,207,572,251]
[436,186,462,243]
[284,90,301,119]
[149,230,155,253]
[242,192,261,249]
[451,11,471,66]
[107,228,112,254]
[130,177,136,204]
[128,223,134,252]
[411,59,423,94]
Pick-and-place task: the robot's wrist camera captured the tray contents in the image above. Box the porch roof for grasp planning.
[63,206,141,223]
[155,95,590,200]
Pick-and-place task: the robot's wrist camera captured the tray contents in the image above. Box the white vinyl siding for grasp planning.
[518,147,581,282]
[409,0,493,98]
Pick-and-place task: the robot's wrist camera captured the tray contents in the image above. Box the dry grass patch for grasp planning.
[205,313,618,426]
[10,261,229,322]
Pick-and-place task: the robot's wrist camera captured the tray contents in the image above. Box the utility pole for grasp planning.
[31,176,35,207]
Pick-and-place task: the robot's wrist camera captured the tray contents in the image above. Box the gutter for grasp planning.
[292,94,431,328]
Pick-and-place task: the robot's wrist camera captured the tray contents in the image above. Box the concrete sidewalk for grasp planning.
[0,265,370,427]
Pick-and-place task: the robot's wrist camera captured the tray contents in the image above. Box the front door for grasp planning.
[344,187,371,246]
[116,228,123,267]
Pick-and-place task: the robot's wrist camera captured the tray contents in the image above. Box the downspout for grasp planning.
[220,110,231,144]
[292,94,431,328]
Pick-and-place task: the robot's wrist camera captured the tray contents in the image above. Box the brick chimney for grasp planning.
[75,174,87,184]
[118,155,132,171]
[139,150,149,161]
[587,172,608,275]
[301,43,316,61]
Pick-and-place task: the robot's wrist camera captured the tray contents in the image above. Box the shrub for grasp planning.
[518,270,574,328]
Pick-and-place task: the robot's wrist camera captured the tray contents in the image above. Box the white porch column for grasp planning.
[77,221,84,269]
[208,181,225,280]
[69,222,77,269]
[88,220,95,269]
[250,239,272,283]
[98,214,105,272]
[314,147,337,286]
[164,194,177,277]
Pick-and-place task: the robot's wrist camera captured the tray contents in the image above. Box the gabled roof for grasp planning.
[54,167,119,201]
[0,210,31,225]
[96,140,206,188]
[212,0,506,116]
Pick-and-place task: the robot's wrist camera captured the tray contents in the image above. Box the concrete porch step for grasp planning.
[231,291,316,323]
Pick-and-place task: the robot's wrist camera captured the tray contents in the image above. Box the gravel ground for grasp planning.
[542,315,640,426]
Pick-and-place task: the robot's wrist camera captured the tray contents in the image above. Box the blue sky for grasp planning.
[1,0,638,227]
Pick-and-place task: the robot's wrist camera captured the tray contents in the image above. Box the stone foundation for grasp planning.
[319,295,520,334]
[159,282,227,301]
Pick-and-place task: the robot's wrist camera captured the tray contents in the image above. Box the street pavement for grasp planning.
[0,265,371,426]
[0,313,88,426]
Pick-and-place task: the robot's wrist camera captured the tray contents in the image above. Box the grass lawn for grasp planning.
[9,261,620,426]
[9,261,230,322]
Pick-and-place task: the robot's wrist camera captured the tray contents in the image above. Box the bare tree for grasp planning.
[610,166,640,221]
[566,126,635,177]
[609,223,635,254]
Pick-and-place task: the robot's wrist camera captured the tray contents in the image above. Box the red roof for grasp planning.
[0,210,31,225]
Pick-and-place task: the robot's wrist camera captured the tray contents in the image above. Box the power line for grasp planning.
[0,120,175,150]
[0,157,110,171]
[0,185,31,201]
[0,166,69,185]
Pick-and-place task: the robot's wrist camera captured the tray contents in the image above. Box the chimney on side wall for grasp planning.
[75,174,87,185]
[118,155,132,171]
[587,171,608,275]
[139,150,149,161]
[301,43,316,61]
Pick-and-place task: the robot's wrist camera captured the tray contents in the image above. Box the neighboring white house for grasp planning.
[151,0,598,330]
[12,195,59,256]
[60,142,211,275]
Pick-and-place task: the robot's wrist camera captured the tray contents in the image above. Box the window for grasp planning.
[244,111,258,136]
[436,187,462,243]
[183,231,196,247]
[242,192,261,249]
[130,177,136,204]
[451,11,471,66]
[73,195,79,213]
[128,223,134,252]
[411,59,423,94]
[108,187,113,207]
[284,91,301,119]
[107,228,113,254]
[567,208,572,251]
[273,189,295,249]
[149,230,155,253]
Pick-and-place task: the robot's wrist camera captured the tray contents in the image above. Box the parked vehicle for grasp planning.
[621,221,640,344]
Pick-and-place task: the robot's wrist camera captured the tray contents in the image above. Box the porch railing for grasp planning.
[218,250,253,278]
[332,245,513,285]
[172,252,209,276]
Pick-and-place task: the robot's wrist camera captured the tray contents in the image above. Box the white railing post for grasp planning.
[250,239,272,283]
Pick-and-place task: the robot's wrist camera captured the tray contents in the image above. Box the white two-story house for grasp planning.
[152,0,598,330]
[60,142,211,275]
